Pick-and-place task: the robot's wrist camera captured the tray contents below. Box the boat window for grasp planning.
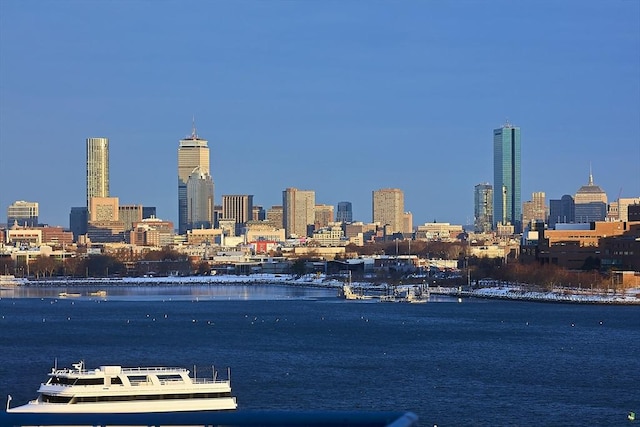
[111,376,123,385]
[127,375,149,384]
[156,374,184,382]
[49,376,77,386]
[41,394,73,403]
[74,392,232,403]
[75,378,104,386]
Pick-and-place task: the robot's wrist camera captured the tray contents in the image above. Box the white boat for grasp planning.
[6,361,237,413]
[0,275,26,287]
[380,285,429,303]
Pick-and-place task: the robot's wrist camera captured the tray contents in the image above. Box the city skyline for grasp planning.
[1,1,638,227]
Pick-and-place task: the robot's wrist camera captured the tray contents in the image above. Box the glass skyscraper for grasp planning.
[86,137,109,212]
[493,124,521,232]
[473,183,493,233]
[178,123,213,234]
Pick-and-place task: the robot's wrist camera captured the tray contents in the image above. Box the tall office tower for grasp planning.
[283,188,315,238]
[314,204,334,229]
[493,123,521,232]
[178,123,212,234]
[142,206,157,219]
[522,192,547,229]
[222,195,254,235]
[186,167,214,229]
[86,137,110,211]
[549,195,575,228]
[474,183,493,233]
[336,201,353,224]
[574,169,607,223]
[266,205,284,229]
[7,200,39,227]
[372,188,404,234]
[119,205,143,231]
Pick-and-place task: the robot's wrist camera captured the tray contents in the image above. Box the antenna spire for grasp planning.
[191,116,198,139]
[588,162,594,185]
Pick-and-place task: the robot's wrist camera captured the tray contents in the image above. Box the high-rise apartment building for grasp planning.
[493,123,521,232]
[86,137,109,211]
[222,195,254,235]
[7,200,39,227]
[266,205,284,229]
[283,188,315,238]
[474,183,493,233]
[314,204,334,229]
[522,192,547,229]
[372,188,404,235]
[178,123,212,234]
[336,201,353,224]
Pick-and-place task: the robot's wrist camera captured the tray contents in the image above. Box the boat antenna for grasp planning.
[6,395,11,411]
[212,365,217,381]
[194,364,197,381]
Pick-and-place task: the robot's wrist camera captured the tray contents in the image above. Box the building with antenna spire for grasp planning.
[574,167,607,223]
[177,120,214,235]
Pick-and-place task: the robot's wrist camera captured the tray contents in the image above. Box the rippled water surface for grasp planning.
[1,285,638,426]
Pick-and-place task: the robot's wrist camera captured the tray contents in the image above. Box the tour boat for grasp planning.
[6,361,237,413]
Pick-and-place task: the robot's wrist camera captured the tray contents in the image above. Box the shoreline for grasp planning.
[2,274,640,305]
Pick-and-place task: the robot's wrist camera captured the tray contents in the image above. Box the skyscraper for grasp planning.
[522,192,547,229]
[336,201,353,224]
[86,137,109,211]
[549,195,575,228]
[186,167,214,230]
[493,123,521,232]
[574,169,607,223]
[372,188,404,235]
[178,123,212,234]
[222,195,254,235]
[474,183,493,233]
[282,188,315,238]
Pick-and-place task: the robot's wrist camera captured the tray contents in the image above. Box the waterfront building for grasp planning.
[574,170,607,223]
[312,224,346,247]
[178,123,212,235]
[493,123,521,232]
[474,183,493,233]
[522,192,547,229]
[186,167,215,230]
[283,188,315,238]
[222,195,254,236]
[86,137,109,212]
[7,201,38,227]
[336,201,353,224]
[549,195,575,228]
[372,188,404,235]
[314,204,334,230]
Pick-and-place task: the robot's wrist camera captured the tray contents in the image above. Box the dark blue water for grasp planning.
[1,285,639,426]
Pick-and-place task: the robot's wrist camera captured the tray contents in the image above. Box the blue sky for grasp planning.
[1,0,638,228]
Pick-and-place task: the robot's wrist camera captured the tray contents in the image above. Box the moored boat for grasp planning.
[6,360,237,413]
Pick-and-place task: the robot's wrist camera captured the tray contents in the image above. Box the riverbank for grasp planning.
[4,274,640,305]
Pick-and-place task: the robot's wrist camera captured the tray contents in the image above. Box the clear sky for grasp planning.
[1,0,638,228]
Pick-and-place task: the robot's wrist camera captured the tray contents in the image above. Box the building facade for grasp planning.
[522,192,547,229]
[7,200,39,227]
[314,204,334,230]
[372,188,404,235]
[336,201,353,224]
[86,137,110,212]
[222,195,254,236]
[549,195,575,228]
[574,171,607,223]
[474,183,493,233]
[186,167,215,230]
[493,124,521,232]
[283,188,315,238]
[178,124,212,235]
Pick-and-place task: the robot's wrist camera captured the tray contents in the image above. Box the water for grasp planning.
[1,285,639,426]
